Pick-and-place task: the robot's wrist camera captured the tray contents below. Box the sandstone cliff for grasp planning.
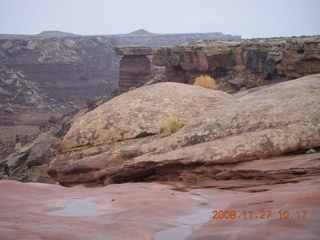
[153,36,320,92]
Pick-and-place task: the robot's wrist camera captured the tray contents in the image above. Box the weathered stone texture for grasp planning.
[45,74,320,186]
[152,36,320,91]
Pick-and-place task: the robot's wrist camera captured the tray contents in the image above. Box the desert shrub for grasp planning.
[193,75,216,89]
[159,117,184,137]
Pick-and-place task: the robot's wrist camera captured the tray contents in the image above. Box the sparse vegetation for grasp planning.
[193,75,216,89]
[159,116,184,137]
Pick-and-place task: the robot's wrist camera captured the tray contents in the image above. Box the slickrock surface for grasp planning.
[0,153,319,240]
[153,36,320,92]
[59,82,233,153]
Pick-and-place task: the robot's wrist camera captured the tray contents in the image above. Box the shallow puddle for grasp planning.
[153,207,212,240]
[178,208,212,225]
[153,227,192,240]
[48,199,100,217]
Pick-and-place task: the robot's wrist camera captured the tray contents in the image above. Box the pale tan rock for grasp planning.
[26,40,38,50]
[60,82,234,153]
[48,74,320,186]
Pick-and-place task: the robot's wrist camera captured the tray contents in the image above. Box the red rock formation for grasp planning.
[118,56,152,92]
[152,36,320,92]
[115,46,155,93]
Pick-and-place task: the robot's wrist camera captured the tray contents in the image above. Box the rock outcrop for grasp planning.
[115,46,156,92]
[152,36,320,92]
[58,82,233,153]
[44,74,320,186]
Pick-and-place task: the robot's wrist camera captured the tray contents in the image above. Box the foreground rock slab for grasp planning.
[1,152,320,240]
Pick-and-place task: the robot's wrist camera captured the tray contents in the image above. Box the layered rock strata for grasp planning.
[115,46,156,93]
[152,36,320,92]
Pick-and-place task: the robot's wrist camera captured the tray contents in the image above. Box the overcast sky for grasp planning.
[0,0,319,38]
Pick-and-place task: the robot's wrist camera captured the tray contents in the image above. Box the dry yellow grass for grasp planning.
[159,116,184,137]
[193,75,216,89]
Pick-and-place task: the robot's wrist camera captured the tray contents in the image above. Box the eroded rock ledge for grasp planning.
[152,36,320,92]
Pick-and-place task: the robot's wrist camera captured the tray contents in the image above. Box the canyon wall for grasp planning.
[152,36,320,92]
[0,36,119,108]
[0,31,239,113]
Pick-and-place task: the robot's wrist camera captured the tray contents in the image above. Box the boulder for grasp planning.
[48,74,320,186]
[1,133,61,182]
[26,136,60,168]
[59,82,234,153]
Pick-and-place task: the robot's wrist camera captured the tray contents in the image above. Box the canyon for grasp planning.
[0,33,319,239]
[0,30,240,159]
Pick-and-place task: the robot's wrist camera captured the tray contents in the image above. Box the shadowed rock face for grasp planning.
[152,36,320,91]
[46,74,320,186]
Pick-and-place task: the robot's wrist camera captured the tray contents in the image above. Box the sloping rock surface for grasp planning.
[47,74,320,186]
[59,82,234,153]
[0,158,319,240]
